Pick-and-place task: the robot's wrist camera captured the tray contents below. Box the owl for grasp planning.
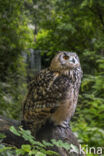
[23,51,82,135]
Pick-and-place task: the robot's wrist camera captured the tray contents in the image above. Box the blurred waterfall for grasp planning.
[30,49,35,69]
[30,49,41,72]
[22,49,41,82]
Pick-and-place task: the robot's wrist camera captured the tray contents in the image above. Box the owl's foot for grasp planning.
[54,120,70,129]
[60,120,70,128]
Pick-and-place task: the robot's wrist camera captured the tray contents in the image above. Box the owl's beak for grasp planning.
[69,57,76,64]
[72,58,75,63]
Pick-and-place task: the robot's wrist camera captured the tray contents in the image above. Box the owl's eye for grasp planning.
[63,55,69,60]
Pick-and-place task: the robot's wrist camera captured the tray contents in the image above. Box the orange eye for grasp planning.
[63,55,69,60]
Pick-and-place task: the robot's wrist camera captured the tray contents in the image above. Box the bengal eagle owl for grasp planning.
[23,51,83,135]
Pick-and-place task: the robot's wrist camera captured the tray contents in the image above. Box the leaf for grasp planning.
[45,150,59,155]
[21,144,31,152]
[19,127,35,144]
[62,142,71,150]
[10,126,20,136]
[35,151,46,156]
[0,146,12,153]
[70,144,79,154]
[80,0,88,8]
[19,127,45,147]
[42,140,54,147]
[16,149,25,155]
[0,133,6,139]
[33,141,45,147]
[51,139,71,150]
[29,150,38,155]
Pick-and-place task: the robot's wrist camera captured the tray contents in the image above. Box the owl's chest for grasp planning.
[66,84,78,101]
[53,76,77,98]
[50,83,78,124]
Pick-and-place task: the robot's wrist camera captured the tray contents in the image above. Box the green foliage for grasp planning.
[0,0,35,119]
[0,126,79,156]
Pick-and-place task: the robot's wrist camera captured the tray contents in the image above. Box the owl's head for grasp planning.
[50,51,81,73]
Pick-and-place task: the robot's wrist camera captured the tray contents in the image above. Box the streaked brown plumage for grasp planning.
[23,51,83,135]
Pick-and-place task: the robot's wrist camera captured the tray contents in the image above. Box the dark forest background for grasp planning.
[0,0,104,151]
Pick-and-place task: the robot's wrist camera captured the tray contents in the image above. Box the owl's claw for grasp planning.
[58,120,70,128]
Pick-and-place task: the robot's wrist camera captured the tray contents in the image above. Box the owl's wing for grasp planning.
[23,68,70,125]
